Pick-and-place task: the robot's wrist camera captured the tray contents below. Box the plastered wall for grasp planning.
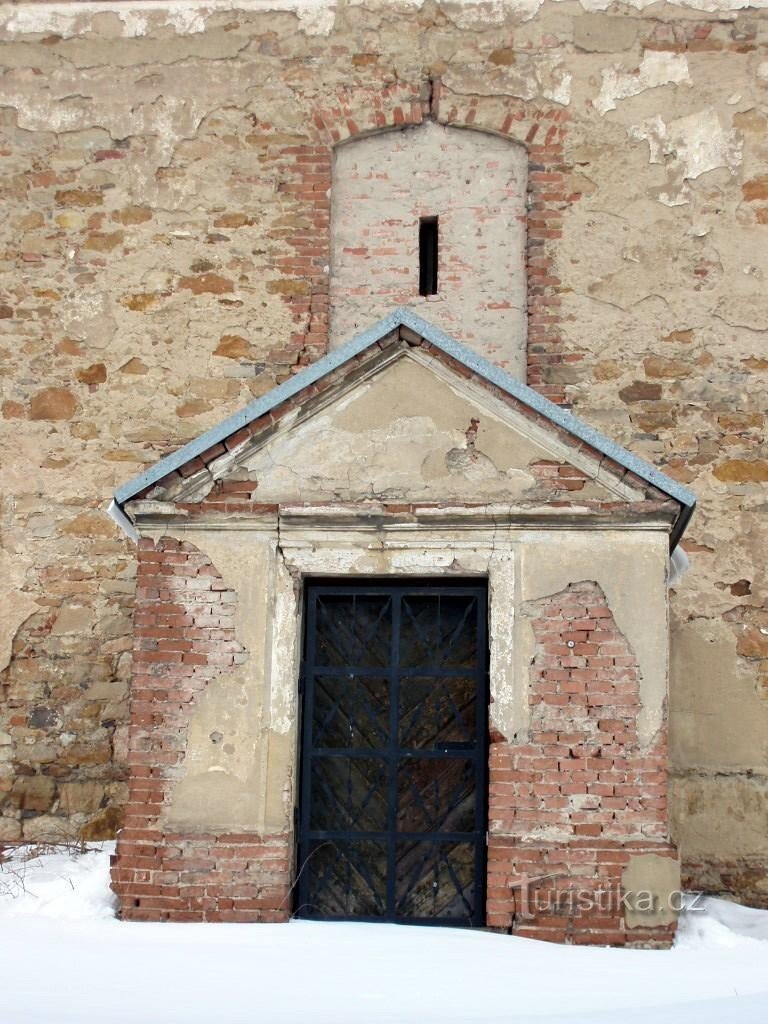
[144,522,667,837]
[1,0,767,906]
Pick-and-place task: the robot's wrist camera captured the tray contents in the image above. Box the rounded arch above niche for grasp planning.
[329,121,528,376]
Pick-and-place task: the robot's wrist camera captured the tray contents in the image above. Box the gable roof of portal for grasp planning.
[111,308,695,549]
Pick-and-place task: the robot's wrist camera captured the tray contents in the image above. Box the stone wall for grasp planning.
[1,0,767,906]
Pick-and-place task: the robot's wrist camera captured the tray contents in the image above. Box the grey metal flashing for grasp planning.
[113,307,695,548]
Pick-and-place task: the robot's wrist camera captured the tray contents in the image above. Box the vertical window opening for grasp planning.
[419,216,438,296]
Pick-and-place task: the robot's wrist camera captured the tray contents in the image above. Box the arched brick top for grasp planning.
[329,122,528,369]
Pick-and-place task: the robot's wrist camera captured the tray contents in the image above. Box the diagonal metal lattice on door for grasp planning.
[296,579,489,926]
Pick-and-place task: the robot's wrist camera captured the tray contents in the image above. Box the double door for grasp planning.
[297,579,488,926]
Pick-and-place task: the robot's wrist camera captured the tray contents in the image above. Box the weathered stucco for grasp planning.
[669,616,768,902]
[622,852,681,929]
[152,517,670,840]
[1,0,767,905]
[155,528,282,832]
[233,354,632,504]
[130,339,673,843]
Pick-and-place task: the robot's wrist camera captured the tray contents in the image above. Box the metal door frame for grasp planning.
[295,577,489,927]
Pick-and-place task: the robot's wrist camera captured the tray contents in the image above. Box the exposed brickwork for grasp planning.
[270,142,332,369]
[329,121,527,369]
[487,582,676,945]
[487,840,678,947]
[113,833,291,923]
[529,460,590,492]
[110,538,291,921]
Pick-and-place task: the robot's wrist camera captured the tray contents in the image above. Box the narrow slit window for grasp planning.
[419,216,438,296]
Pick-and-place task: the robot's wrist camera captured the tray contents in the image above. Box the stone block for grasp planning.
[0,818,22,841]
[58,782,106,815]
[29,388,78,421]
[10,776,56,813]
[573,13,639,52]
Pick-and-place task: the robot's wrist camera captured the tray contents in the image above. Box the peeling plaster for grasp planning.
[154,528,283,833]
[540,59,573,106]
[519,531,669,749]
[595,52,691,117]
[0,551,37,675]
[0,0,761,903]
[4,0,768,42]
[629,108,743,206]
[240,358,564,503]
[0,0,337,38]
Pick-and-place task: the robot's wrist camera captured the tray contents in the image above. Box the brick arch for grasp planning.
[269,80,572,402]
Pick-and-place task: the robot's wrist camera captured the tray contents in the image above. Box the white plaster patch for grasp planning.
[595,51,691,116]
[444,0,542,26]
[629,108,743,206]
[0,0,336,38]
[5,0,768,41]
[539,59,573,106]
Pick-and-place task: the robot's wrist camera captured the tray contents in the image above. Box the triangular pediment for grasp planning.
[113,310,694,546]
[168,349,644,506]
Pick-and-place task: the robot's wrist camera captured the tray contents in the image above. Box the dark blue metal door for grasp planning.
[297,579,488,926]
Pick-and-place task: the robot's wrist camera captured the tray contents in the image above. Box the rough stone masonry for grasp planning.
[0,0,767,916]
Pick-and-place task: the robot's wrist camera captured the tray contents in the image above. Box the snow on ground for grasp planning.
[1,844,767,1024]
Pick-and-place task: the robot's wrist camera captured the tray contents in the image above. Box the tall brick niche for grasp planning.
[329,121,528,373]
[487,582,677,946]
[111,538,291,922]
[266,80,572,402]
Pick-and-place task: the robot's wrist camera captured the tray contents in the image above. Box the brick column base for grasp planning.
[111,832,292,922]
[487,838,679,947]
